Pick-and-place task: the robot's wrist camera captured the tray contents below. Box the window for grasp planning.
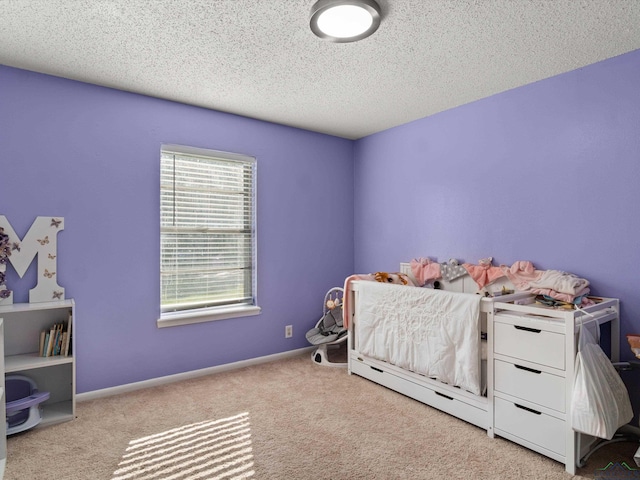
[158,145,259,328]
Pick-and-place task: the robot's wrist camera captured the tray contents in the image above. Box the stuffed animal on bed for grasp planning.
[627,334,640,359]
[373,271,412,285]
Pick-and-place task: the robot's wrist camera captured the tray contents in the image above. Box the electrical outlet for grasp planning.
[285,325,293,338]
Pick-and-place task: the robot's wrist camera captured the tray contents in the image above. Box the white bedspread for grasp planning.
[355,281,482,395]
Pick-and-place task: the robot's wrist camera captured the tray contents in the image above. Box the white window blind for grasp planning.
[160,145,256,317]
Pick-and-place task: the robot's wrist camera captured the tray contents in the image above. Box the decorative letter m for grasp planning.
[0,216,65,305]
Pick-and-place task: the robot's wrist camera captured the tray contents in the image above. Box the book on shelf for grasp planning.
[64,311,73,357]
[39,331,48,357]
[38,313,73,357]
[46,324,56,357]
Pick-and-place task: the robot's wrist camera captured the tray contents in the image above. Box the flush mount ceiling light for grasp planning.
[310,0,382,43]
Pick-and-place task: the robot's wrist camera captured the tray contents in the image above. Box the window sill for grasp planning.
[157,305,261,328]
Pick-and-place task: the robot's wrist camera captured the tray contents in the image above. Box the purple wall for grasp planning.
[0,66,354,393]
[354,49,640,360]
[2,48,639,396]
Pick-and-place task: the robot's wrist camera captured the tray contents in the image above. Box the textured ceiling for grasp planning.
[1,1,639,139]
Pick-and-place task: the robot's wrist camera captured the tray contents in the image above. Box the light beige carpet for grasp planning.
[4,351,638,479]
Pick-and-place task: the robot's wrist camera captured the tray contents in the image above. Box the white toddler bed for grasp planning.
[346,263,526,430]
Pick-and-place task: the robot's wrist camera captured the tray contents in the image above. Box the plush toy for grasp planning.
[373,271,411,285]
[326,293,342,310]
[627,334,640,359]
[462,257,505,289]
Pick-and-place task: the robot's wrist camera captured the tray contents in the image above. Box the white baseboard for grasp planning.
[77,346,315,402]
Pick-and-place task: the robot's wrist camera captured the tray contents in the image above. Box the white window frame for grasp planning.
[157,144,260,328]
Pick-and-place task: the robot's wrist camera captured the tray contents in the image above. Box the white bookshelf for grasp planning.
[0,299,76,431]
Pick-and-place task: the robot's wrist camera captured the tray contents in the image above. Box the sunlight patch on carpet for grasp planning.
[111,412,254,480]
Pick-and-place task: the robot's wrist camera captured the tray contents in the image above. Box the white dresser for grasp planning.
[487,297,620,475]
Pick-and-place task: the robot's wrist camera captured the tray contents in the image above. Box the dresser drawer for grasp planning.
[494,359,565,412]
[494,321,565,370]
[494,397,565,456]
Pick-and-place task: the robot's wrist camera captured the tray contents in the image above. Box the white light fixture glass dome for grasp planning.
[310,0,381,43]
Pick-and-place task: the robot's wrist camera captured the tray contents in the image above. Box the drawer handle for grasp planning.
[435,392,454,401]
[514,364,542,374]
[370,366,383,373]
[514,325,541,333]
[514,403,542,415]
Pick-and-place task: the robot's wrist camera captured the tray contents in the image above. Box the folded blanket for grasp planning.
[529,270,590,296]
